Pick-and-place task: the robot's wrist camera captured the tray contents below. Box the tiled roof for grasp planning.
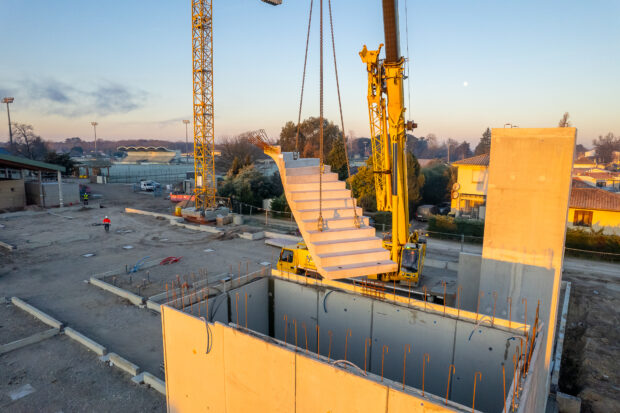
[582,171,620,180]
[574,157,596,165]
[452,153,490,167]
[571,178,592,188]
[570,188,620,212]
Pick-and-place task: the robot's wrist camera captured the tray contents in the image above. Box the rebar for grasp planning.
[283,315,288,344]
[344,328,352,361]
[472,371,481,413]
[445,364,455,404]
[422,353,430,396]
[402,344,411,390]
[381,345,389,382]
[503,364,507,413]
[302,322,308,352]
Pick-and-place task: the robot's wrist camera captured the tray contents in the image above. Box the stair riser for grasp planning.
[314,239,383,254]
[307,228,375,243]
[286,173,339,184]
[284,159,319,168]
[286,165,332,176]
[318,251,390,267]
[324,263,398,278]
[297,207,362,220]
[294,199,356,210]
[301,217,368,231]
[287,181,346,192]
[290,189,351,201]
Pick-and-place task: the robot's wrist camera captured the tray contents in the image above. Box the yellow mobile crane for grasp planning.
[278,0,426,285]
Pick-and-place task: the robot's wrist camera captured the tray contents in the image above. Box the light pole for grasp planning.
[90,122,98,156]
[2,97,14,152]
[182,120,190,163]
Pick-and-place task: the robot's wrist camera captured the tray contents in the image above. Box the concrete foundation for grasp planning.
[162,272,537,412]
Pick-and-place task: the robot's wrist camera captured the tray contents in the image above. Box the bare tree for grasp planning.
[558,112,571,127]
[592,132,619,163]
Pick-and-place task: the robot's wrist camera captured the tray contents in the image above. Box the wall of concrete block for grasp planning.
[0,179,26,209]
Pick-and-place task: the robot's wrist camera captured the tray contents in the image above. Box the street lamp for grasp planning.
[2,97,14,152]
[90,122,98,155]
[182,120,190,162]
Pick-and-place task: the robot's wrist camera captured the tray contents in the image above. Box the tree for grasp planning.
[349,157,377,211]
[227,156,243,177]
[44,152,76,174]
[406,152,425,217]
[351,137,371,157]
[69,146,84,156]
[326,136,348,180]
[558,112,571,127]
[270,194,290,216]
[217,164,282,208]
[452,141,472,161]
[12,123,48,160]
[421,163,450,205]
[474,128,491,155]
[279,117,341,159]
[217,133,264,173]
[592,133,620,163]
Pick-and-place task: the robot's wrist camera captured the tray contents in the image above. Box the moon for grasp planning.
[463,81,469,87]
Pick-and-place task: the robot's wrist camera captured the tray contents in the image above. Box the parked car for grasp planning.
[437,202,451,215]
[139,180,161,192]
[415,204,438,221]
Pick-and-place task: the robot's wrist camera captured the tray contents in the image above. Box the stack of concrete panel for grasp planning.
[267,147,397,279]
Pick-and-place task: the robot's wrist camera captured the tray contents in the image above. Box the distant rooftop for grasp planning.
[0,153,65,173]
[574,156,596,165]
[451,153,490,167]
[570,187,620,212]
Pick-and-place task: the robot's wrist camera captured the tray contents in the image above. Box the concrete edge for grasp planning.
[89,277,145,306]
[551,281,572,389]
[0,240,16,250]
[264,231,301,241]
[146,300,161,313]
[0,328,59,355]
[143,372,166,395]
[64,327,107,356]
[107,352,141,376]
[11,297,64,330]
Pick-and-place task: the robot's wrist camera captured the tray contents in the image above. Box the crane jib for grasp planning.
[392,142,398,196]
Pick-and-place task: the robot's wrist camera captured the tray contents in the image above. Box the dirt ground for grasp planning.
[559,269,620,412]
[0,183,282,408]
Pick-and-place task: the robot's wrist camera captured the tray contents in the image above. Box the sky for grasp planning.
[0,0,618,147]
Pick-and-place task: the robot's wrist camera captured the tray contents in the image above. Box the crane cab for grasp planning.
[398,242,426,285]
[277,242,317,275]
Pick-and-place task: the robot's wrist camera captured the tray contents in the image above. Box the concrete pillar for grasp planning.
[38,170,45,208]
[57,170,64,207]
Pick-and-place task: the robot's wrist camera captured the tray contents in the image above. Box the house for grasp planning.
[574,171,620,191]
[568,187,620,235]
[573,156,597,170]
[450,153,489,219]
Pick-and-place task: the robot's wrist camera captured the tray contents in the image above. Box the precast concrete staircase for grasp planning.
[267,147,397,280]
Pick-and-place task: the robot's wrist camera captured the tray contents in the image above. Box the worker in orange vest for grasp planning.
[103,216,111,232]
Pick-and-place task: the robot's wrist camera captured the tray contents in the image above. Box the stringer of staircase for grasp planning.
[266,147,398,280]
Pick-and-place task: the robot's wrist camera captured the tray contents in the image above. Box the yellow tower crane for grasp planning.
[191,0,281,211]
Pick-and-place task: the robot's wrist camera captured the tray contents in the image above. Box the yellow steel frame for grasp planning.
[359,45,391,212]
[192,0,217,210]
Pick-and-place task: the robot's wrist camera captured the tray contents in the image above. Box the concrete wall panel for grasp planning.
[318,290,373,369]
[370,300,457,398]
[274,280,318,352]
[229,277,269,335]
[456,252,482,312]
[387,388,455,412]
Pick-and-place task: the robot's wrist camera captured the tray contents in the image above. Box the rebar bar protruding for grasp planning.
[402,344,411,389]
[442,281,447,316]
[283,315,288,344]
[472,371,481,413]
[364,338,371,373]
[512,354,517,412]
[344,328,352,361]
[492,291,498,326]
[328,330,333,360]
[476,291,484,322]
[381,345,389,382]
[503,364,507,413]
[445,364,455,404]
[302,322,308,352]
[457,286,463,319]
[316,325,320,356]
[422,353,430,396]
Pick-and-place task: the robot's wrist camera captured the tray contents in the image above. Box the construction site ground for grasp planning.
[0,183,618,412]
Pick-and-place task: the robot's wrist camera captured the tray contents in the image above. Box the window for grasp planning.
[573,210,593,227]
[472,170,486,183]
[596,181,606,187]
[280,250,294,263]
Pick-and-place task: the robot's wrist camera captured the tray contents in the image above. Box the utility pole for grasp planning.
[183,120,190,163]
[2,97,14,152]
[90,122,98,156]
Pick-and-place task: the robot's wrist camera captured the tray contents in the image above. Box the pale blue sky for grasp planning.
[1,0,618,146]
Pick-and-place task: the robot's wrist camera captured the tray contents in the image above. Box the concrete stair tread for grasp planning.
[301,215,368,224]
[318,248,387,259]
[306,226,370,235]
[290,188,348,194]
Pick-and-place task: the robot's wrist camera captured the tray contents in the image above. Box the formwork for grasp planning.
[161,269,543,412]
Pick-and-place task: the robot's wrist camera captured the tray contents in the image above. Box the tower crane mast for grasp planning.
[191,0,281,211]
